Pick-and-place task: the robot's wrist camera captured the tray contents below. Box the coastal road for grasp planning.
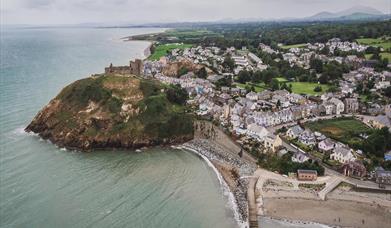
[247,176,259,228]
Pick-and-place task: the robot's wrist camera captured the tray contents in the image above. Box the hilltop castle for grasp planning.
[105,59,143,76]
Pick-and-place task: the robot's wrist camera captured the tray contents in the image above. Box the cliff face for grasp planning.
[26,74,194,150]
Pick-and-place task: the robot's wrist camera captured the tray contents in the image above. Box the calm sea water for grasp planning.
[0,27,237,228]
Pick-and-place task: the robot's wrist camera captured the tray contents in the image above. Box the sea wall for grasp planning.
[185,120,258,224]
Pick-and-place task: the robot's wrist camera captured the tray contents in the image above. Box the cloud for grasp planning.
[1,0,389,25]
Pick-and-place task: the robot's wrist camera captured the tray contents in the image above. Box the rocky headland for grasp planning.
[25,74,194,150]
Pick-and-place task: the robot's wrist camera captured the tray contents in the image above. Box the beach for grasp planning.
[264,197,391,228]
[261,181,391,228]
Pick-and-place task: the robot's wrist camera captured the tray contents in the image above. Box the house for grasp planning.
[298,129,316,146]
[297,169,318,181]
[246,123,269,141]
[385,151,391,161]
[320,103,334,115]
[344,98,359,113]
[367,115,391,129]
[341,161,367,177]
[286,125,304,139]
[329,98,345,115]
[292,151,310,163]
[330,146,355,163]
[374,167,391,187]
[264,134,283,152]
[375,81,390,90]
[318,138,335,152]
[246,92,258,101]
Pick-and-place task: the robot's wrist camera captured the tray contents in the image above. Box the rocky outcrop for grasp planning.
[26,74,194,150]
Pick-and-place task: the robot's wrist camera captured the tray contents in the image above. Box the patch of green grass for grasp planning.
[276,77,289,83]
[286,82,329,95]
[280,43,307,49]
[380,52,391,60]
[305,117,371,146]
[148,43,193,60]
[364,53,391,60]
[356,38,391,50]
[165,29,216,38]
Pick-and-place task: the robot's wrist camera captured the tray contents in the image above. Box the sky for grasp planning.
[1,0,390,25]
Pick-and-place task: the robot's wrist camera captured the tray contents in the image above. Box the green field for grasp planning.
[305,117,371,146]
[275,77,289,83]
[356,38,391,50]
[235,82,266,92]
[364,52,391,60]
[148,43,193,60]
[286,82,329,95]
[165,29,217,38]
[280,43,307,49]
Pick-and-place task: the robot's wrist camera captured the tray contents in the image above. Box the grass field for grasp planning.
[275,77,289,83]
[356,38,391,50]
[364,52,391,60]
[235,82,266,92]
[305,117,371,146]
[148,43,192,61]
[280,43,307,49]
[286,82,329,95]
[165,29,216,38]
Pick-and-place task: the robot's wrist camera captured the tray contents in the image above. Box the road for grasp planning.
[280,137,391,191]
[247,177,259,228]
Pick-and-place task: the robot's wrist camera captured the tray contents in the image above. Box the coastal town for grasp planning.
[107,33,391,227]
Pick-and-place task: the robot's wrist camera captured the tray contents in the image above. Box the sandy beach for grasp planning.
[264,197,391,228]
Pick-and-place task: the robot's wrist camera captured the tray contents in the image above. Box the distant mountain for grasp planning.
[307,5,384,21]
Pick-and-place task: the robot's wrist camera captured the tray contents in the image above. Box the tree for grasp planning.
[270,79,280,91]
[310,58,323,73]
[166,84,188,105]
[177,67,188,77]
[384,86,391,98]
[223,56,235,71]
[196,67,207,79]
[237,70,251,83]
[314,86,322,92]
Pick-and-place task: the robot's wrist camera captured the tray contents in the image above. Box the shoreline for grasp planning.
[262,194,391,228]
[176,145,248,228]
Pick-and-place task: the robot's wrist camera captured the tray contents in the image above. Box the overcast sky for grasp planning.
[1,0,390,25]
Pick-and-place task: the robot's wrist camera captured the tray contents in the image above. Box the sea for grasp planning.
[0,26,327,228]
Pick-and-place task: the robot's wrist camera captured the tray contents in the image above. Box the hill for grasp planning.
[307,6,384,21]
[25,74,194,150]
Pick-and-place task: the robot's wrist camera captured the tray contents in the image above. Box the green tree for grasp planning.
[166,84,188,105]
[310,58,323,73]
[196,67,208,79]
[237,70,251,83]
[223,56,235,71]
[270,78,280,91]
[314,86,322,92]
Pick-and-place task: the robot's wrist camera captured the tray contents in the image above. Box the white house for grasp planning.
[330,146,355,163]
[246,92,258,101]
[329,98,345,115]
[298,129,316,146]
[246,123,269,141]
[292,151,310,163]
[286,125,304,139]
[318,138,335,152]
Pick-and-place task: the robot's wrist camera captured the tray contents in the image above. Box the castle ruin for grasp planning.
[105,59,143,76]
